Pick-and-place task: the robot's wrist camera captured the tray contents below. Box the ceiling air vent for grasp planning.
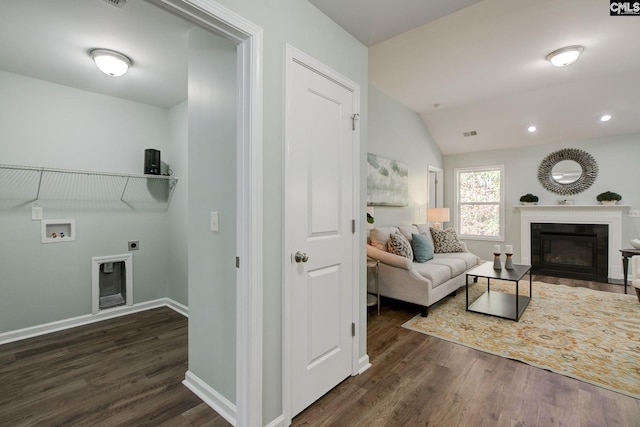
[101,0,127,7]
[463,130,478,137]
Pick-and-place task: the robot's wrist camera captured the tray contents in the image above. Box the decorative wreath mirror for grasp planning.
[537,148,598,195]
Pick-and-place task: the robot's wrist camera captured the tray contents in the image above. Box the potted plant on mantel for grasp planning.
[596,191,622,205]
[519,193,539,205]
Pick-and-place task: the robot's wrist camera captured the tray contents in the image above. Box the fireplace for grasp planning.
[518,205,625,281]
[531,223,608,282]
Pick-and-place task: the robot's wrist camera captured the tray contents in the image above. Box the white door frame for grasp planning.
[148,1,263,425]
[282,44,361,425]
[428,165,444,209]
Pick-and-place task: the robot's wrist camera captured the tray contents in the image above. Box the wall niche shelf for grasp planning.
[0,163,178,206]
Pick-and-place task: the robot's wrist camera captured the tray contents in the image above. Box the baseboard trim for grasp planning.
[0,298,188,345]
[265,414,286,427]
[358,354,372,374]
[183,370,237,426]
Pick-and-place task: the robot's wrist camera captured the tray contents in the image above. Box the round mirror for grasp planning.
[551,160,582,184]
[538,148,598,195]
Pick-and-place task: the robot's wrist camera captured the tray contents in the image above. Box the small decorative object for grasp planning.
[557,199,573,205]
[493,244,502,270]
[504,244,514,269]
[60,232,65,238]
[51,232,57,238]
[631,239,640,250]
[366,213,374,225]
[596,191,621,205]
[519,193,539,205]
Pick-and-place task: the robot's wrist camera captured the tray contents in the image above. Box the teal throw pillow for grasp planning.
[411,233,434,263]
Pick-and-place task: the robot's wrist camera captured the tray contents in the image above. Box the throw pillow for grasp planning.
[387,231,414,260]
[369,228,390,251]
[411,233,434,263]
[430,227,464,253]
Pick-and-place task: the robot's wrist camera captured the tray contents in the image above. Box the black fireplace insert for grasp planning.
[531,223,608,282]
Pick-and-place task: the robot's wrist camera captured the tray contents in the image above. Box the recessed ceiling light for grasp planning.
[528,125,537,133]
[89,48,132,77]
[546,45,584,67]
[600,114,612,122]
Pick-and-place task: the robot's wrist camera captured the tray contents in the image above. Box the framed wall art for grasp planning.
[367,153,409,207]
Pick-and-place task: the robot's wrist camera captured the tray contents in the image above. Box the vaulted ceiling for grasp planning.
[311,0,640,155]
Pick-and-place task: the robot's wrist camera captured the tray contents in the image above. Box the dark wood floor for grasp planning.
[2,277,639,426]
[0,308,229,427]
[292,276,640,426]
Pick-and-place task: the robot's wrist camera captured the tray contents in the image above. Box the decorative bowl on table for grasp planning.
[631,239,640,249]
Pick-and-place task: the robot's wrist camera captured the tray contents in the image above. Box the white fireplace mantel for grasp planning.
[516,205,630,280]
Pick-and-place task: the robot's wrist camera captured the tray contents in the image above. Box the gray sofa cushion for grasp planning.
[413,262,453,288]
[435,252,481,270]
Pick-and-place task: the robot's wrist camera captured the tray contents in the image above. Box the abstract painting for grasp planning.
[367,153,409,206]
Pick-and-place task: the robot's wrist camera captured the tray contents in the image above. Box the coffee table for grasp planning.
[466,262,532,321]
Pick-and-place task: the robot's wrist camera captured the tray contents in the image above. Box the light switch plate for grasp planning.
[32,206,43,220]
[210,212,219,231]
[629,209,640,218]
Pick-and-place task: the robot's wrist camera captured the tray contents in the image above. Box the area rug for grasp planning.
[402,280,640,399]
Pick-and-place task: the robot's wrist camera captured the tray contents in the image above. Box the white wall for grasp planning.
[167,101,188,305]
[444,134,640,263]
[186,27,237,403]
[0,70,175,333]
[208,1,369,423]
[368,85,443,227]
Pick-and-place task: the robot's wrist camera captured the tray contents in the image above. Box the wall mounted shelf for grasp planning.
[0,163,178,206]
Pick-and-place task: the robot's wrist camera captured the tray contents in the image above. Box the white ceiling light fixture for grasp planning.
[546,45,584,67]
[528,125,537,133]
[600,114,612,122]
[89,48,132,77]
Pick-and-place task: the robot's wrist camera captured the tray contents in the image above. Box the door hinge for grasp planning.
[236,257,240,268]
[352,219,356,234]
[351,113,359,131]
[351,322,356,337]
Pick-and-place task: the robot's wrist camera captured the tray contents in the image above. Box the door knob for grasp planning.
[295,251,309,263]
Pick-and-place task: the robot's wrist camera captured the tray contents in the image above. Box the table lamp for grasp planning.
[427,208,450,229]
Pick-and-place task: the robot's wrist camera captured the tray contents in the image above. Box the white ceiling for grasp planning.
[3,0,639,156]
[0,0,192,109]
[313,0,640,155]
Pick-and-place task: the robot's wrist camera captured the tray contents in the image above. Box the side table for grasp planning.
[620,249,640,294]
[367,258,380,315]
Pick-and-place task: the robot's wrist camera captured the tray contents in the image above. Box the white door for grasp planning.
[286,51,358,417]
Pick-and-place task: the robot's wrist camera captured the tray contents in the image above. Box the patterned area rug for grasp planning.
[402,280,640,399]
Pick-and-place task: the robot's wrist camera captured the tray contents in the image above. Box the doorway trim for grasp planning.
[282,44,361,425]
[148,1,263,425]
[428,165,443,209]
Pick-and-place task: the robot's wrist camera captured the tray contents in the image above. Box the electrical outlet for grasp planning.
[32,206,43,220]
[629,209,640,218]
[211,212,219,232]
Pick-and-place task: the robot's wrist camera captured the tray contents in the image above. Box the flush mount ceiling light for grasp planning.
[89,48,132,77]
[600,114,612,122]
[528,125,537,133]
[546,45,584,67]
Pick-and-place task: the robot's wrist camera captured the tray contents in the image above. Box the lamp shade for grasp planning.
[427,208,450,229]
[90,49,132,77]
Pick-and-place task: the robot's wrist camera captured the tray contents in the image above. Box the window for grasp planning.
[455,166,504,240]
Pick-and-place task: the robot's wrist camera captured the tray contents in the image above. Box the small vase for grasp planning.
[493,253,502,270]
[505,253,514,270]
[600,200,617,205]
